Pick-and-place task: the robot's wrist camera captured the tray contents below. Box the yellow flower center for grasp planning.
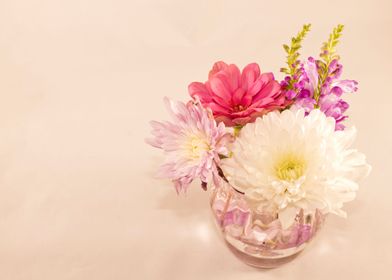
[187,136,210,159]
[233,104,245,112]
[274,153,306,181]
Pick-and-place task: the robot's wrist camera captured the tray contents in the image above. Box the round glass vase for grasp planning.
[210,177,325,268]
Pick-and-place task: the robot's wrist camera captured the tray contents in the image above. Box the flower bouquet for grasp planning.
[147,24,371,268]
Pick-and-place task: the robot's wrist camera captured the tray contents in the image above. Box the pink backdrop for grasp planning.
[0,0,390,279]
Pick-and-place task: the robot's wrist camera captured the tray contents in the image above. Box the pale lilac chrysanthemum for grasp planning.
[146,97,231,193]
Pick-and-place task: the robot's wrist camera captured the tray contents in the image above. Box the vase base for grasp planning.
[225,241,303,268]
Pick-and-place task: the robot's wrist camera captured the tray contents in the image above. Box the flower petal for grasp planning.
[241,63,260,91]
[208,61,228,78]
[188,82,212,103]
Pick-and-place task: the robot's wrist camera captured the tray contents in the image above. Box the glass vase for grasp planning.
[210,177,325,268]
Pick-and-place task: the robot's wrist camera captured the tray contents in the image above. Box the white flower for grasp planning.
[221,109,371,219]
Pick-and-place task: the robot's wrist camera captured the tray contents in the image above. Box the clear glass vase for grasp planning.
[210,177,325,268]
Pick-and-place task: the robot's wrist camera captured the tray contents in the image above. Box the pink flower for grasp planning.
[188,61,287,126]
[146,97,231,193]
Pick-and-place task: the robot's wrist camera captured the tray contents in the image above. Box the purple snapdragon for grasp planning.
[281,57,358,130]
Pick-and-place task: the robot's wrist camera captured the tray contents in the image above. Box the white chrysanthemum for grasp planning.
[221,109,371,219]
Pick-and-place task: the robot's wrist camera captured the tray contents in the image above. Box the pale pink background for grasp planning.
[0,0,391,279]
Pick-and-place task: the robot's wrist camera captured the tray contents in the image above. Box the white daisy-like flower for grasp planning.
[221,109,371,220]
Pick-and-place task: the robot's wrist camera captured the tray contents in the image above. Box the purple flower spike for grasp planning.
[281,56,358,130]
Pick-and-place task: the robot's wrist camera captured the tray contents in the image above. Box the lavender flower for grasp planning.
[146,97,231,193]
[283,57,358,130]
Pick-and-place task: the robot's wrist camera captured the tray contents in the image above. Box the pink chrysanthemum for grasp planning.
[146,97,231,193]
[188,61,287,126]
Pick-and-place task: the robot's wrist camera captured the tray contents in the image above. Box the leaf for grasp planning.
[314,24,345,102]
[280,24,312,76]
[320,24,344,64]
